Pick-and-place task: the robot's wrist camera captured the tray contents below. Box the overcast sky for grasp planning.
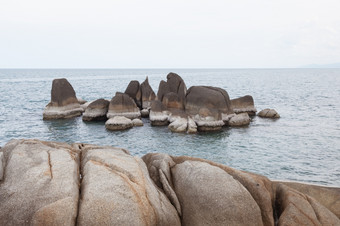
[1,0,340,68]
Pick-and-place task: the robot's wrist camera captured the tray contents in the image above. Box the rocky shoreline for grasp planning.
[43,72,280,133]
[0,139,339,225]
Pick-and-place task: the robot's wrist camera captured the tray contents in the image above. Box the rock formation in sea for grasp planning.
[42,73,280,132]
[43,78,84,119]
[82,98,110,121]
[107,92,141,119]
[258,108,280,118]
[0,139,339,225]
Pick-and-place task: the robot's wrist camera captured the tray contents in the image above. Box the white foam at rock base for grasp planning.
[107,111,141,119]
[149,111,169,122]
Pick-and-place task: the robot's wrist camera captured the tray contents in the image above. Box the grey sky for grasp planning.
[1,0,340,68]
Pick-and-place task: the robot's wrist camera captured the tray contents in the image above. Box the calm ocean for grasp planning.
[0,69,339,186]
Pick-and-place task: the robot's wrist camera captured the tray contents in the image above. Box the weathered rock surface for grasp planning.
[132,118,144,126]
[140,77,156,110]
[0,152,3,181]
[105,116,133,131]
[168,116,197,133]
[157,73,187,110]
[0,139,80,226]
[2,139,339,225]
[228,112,251,127]
[82,98,110,121]
[77,144,180,226]
[150,100,169,126]
[258,108,280,118]
[124,80,142,108]
[43,78,84,119]
[107,92,141,119]
[231,95,257,116]
[185,86,233,131]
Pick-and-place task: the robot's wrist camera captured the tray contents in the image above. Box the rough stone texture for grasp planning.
[140,77,156,109]
[162,92,184,110]
[105,116,133,131]
[185,86,233,131]
[82,98,110,121]
[277,181,340,219]
[187,117,197,133]
[150,100,169,126]
[77,97,87,105]
[77,145,180,226]
[275,183,340,226]
[231,95,257,116]
[258,108,280,118]
[173,161,264,226]
[107,92,141,119]
[132,118,144,126]
[140,108,149,118]
[168,117,188,133]
[0,139,80,226]
[0,152,3,181]
[43,78,83,119]
[124,80,142,108]
[228,113,251,127]
[157,80,171,102]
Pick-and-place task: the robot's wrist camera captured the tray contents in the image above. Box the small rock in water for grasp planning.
[258,108,280,118]
[228,113,251,126]
[105,116,133,131]
[132,118,143,126]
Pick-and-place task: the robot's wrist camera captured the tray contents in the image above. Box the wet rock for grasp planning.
[228,113,251,127]
[82,98,110,121]
[132,118,143,127]
[231,95,257,116]
[140,108,150,118]
[77,144,180,225]
[0,139,80,225]
[168,117,188,133]
[43,78,83,119]
[140,77,156,110]
[124,80,142,108]
[107,92,141,119]
[105,116,133,131]
[185,86,233,131]
[150,100,169,126]
[258,108,280,118]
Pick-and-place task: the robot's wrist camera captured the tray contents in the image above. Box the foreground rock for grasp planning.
[82,98,110,121]
[107,92,141,119]
[143,153,340,226]
[1,139,339,225]
[185,86,233,131]
[0,140,80,225]
[43,78,84,119]
[231,95,257,116]
[258,108,280,118]
[77,144,180,225]
[105,116,133,131]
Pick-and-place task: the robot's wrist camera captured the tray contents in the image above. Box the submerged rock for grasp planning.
[105,116,133,131]
[107,92,141,119]
[132,118,143,126]
[258,108,280,118]
[43,78,83,119]
[231,95,257,116]
[82,98,110,121]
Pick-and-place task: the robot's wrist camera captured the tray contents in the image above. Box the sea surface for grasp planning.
[0,69,339,186]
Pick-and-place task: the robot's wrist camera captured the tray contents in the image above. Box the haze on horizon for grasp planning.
[1,0,340,69]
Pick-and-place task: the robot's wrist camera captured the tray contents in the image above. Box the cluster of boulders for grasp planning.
[0,139,339,225]
[43,73,280,132]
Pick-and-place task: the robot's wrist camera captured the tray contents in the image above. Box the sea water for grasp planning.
[0,68,339,186]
